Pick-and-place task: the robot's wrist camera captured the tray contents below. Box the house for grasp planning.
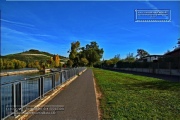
[137,55,163,62]
[164,47,180,56]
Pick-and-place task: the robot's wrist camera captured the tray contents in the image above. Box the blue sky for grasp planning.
[0,0,180,59]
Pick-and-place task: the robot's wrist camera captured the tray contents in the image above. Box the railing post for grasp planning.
[71,69,72,77]
[71,69,73,77]
[38,77,41,99]
[66,71,68,80]
[68,70,70,79]
[0,85,2,119]
[12,83,16,116]
[38,76,44,99]
[67,71,69,79]
[69,69,71,78]
[60,72,63,84]
[63,71,65,81]
[16,82,22,113]
[77,68,79,74]
[21,82,23,112]
[52,74,55,89]
[75,68,77,75]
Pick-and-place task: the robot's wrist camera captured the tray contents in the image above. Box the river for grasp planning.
[0,68,41,84]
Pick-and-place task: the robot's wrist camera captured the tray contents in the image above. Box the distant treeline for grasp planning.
[0,55,62,70]
[0,59,26,69]
[94,55,180,69]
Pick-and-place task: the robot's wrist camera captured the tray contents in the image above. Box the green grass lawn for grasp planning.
[93,68,180,120]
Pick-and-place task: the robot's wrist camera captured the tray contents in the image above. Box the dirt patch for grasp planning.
[92,73,102,120]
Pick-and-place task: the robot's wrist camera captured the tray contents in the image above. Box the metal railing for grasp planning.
[0,67,86,119]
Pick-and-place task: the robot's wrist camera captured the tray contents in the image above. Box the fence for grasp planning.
[0,67,86,120]
[116,56,180,69]
[99,60,180,76]
[116,62,180,69]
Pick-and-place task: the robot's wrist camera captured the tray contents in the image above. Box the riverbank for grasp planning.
[0,69,39,77]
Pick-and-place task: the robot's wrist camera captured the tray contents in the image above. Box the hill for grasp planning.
[1,49,68,63]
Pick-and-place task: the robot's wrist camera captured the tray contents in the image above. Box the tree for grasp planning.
[53,54,60,67]
[0,59,4,69]
[110,54,120,64]
[6,61,14,69]
[85,42,104,66]
[124,53,135,62]
[106,60,113,66]
[164,50,170,55]
[80,58,89,66]
[0,59,26,69]
[68,41,80,67]
[177,38,180,47]
[136,49,149,59]
[68,41,104,67]
[67,60,73,67]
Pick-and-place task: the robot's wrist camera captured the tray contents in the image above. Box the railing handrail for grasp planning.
[0,68,80,86]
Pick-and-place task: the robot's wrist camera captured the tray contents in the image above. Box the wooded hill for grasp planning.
[1,49,68,63]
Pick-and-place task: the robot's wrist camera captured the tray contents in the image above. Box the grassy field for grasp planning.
[93,68,180,120]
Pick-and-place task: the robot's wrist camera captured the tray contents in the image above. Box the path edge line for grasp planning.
[92,70,102,120]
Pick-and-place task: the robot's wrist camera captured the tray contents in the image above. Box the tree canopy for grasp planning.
[177,38,180,47]
[68,41,81,67]
[110,54,120,64]
[124,53,135,62]
[136,49,149,59]
[68,41,104,67]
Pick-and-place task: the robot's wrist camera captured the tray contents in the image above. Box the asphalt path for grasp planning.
[29,69,98,120]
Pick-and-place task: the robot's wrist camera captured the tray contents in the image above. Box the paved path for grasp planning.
[29,69,98,120]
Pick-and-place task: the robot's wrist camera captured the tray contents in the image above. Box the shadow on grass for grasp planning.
[104,68,180,83]
[124,80,180,91]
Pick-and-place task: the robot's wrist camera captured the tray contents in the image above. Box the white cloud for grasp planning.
[145,0,158,10]
[1,26,42,43]
[120,27,150,37]
[1,26,60,55]
[120,28,135,33]
[1,19,35,27]
[145,1,179,28]
[1,26,56,39]
[171,21,180,28]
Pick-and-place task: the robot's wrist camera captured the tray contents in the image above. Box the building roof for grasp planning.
[164,47,180,56]
[136,55,163,62]
[141,55,163,59]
